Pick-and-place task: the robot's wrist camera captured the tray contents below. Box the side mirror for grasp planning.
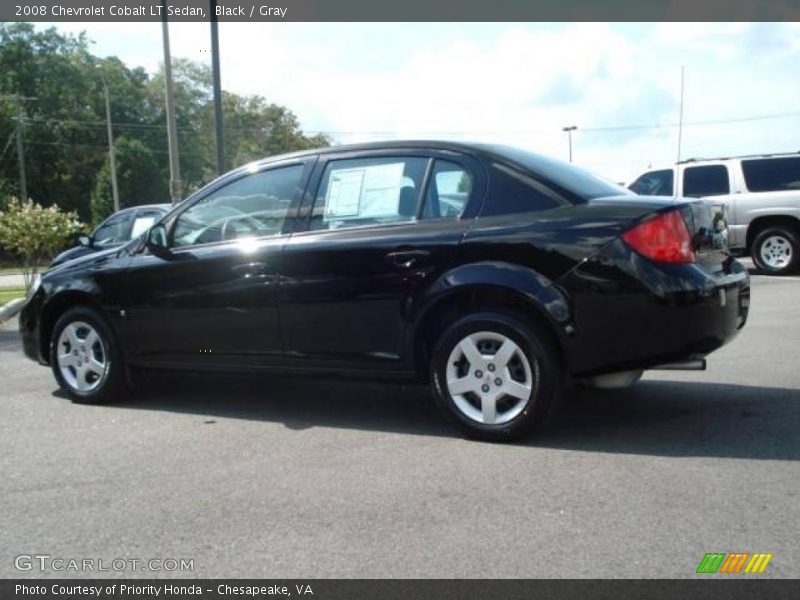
[145,223,171,257]
[78,234,92,247]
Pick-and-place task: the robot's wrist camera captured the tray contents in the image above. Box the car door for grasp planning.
[121,159,314,368]
[278,150,481,374]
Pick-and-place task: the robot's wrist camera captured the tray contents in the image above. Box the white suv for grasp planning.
[628,153,800,274]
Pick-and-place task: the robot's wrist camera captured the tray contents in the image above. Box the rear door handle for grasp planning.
[385,250,430,269]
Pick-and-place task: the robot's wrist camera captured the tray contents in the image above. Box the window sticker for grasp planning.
[324,162,406,220]
[325,168,365,218]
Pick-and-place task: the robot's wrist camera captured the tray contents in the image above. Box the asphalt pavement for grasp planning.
[1,270,798,579]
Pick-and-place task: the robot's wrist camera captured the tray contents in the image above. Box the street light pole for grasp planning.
[562,125,577,163]
[161,3,183,204]
[99,74,120,213]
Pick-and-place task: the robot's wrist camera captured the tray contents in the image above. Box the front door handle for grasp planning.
[385,249,431,269]
[232,262,270,278]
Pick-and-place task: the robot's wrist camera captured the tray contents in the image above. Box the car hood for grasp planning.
[44,245,125,279]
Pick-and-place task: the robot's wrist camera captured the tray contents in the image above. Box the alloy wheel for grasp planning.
[445,331,537,425]
[759,235,793,270]
[56,321,109,393]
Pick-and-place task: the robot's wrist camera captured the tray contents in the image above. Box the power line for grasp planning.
[11,109,800,138]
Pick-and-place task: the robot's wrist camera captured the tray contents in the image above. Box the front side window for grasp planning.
[310,156,428,231]
[93,213,132,246]
[421,160,471,220]
[629,169,674,196]
[683,165,730,197]
[742,157,800,192]
[171,165,304,248]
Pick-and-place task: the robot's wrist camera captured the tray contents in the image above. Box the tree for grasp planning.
[0,197,84,287]
[90,136,166,224]
[0,23,330,220]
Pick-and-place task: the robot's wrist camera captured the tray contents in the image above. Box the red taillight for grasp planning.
[621,210,695,264]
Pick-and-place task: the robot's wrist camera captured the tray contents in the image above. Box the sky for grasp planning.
[45,21,800,183]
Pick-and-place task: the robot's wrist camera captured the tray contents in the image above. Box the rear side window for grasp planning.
[93,212,132,246]
[310,156,428,230]
[130,209,164,239]
[741,157,800,192]
[629,169,674,196]
[421,160,471,220]
[480,163,564,217]
[683,165,730,197]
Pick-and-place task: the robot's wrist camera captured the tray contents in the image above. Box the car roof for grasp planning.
[678,151,800,164]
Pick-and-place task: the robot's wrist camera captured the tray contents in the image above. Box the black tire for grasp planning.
[430,312,561,442]
[751,226,799,275]
[50,306,128,404]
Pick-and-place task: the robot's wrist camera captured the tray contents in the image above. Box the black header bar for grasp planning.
[3,0,800,22]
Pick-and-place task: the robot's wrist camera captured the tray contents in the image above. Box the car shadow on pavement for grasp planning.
[533,381,800,460]
[0,328,22,352]
[59,370,800,461]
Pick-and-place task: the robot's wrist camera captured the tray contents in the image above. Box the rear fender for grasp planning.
[405,261,572,367]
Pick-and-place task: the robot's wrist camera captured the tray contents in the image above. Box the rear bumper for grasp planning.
[560,242,750,377]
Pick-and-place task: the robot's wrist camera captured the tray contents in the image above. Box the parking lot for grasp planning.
[1,267,798,579]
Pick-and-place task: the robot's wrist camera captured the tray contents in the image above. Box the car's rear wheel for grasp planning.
[751,226,798,275]
[430,312,560,441]
[50,307,128,404]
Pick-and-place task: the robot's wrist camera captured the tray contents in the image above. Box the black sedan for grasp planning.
[51,204,171,267]
[20,142,750,441]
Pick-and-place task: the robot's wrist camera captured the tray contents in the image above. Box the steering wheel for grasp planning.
[220,215,258,241]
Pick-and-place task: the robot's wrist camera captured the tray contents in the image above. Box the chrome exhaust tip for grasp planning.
[649,359,707,371]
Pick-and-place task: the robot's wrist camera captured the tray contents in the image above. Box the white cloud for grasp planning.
[46,21,800,182]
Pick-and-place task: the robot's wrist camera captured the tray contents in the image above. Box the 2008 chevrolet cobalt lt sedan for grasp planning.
[20,141,750,441]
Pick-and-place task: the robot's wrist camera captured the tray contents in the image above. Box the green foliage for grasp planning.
[0,196,84,287]
[0,23,330,221]
[90,136,166,224]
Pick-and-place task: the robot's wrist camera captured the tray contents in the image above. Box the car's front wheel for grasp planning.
[50,307,128,404]
[430,312,561,441]
[751,226,798,275]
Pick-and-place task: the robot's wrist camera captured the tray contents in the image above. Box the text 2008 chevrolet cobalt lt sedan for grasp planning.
[20,141,750,440]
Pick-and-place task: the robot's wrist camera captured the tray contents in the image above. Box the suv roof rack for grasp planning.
[677,150,800,165]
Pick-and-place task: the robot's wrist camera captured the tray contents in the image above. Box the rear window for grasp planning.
[741,156,800,192]
[683,165,730,197]
[629,169,674,196]
[480,145,630,201]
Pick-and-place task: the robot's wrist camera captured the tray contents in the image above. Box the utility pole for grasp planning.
[562,125,577,163]
[210,0,225,175]
[676,65,685,164]
[98,70,120,212]
[161,2,182,204]
[13,95,28,201]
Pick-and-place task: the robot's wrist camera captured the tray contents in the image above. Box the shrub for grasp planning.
[0,197,84,288]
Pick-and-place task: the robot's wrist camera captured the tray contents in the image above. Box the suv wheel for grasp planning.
[430,312,560,441]
[751,226,798,275]
[50,307,128,404]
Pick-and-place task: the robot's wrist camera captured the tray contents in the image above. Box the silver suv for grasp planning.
[628,153,800,274]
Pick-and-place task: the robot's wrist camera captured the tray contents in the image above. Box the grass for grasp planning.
[0,287,26,305]
[0,265,46,275]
